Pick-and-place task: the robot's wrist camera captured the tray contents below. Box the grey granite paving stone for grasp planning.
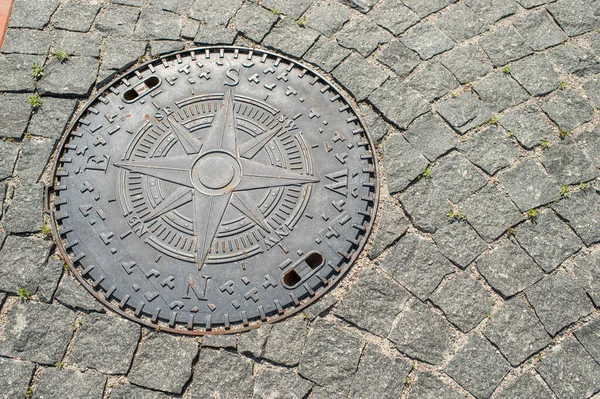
[262,317,307,366]
[181,18,199,40]
[407,62,459,102]
[336,268,410,336]
[0,357,35,399]
[430,273,493,332]
[584,77,600,108]
[338,0,377,13]
[494,372,554,399]
[310,386,346,399]
[478,26,533,67]
[516,210,581,273]
[298,319,363,394]
[461,184,524,242]
[375,40,420,79]
[305,2,350,37]
[578,128,600,168]
[541,137,598,185]
[108,383,169,399]
[379,234,455,300]
[337,15,389,57]
[435,93,493,134]
[233,2,278,42]
[389,299,455,365]
[0,139,19,180]
[193,25,238,45]
[304,36,351,73]
[260,0,312,18]
[102,39,147,71]
[305,294,337,320]
[399,178,450,233]
[69,313,140,374]
[510,54,561,97]
[477,240,544,297]
[0,301,76,364]
[431,153,487,203]
[552,188,600,246]
[433,221,487,268]
[188,0,243,26]
[53,2,101,32]
[134,8,181,41]
[129,333,199,394]
[94,5,141,37]
[332,53,389,102]
[540,88,594,132]
[459,125,520,175]
[440,43,493,84]
[444,334,511,399]
[526,270,593,336]
[369,0,419,36]
[238,324,272,358]
[500,105,556,150]
[381,133,428,194]
[513,10,568,51]
[35,256,64,303]
[1,29,53,55]
[8,0,59,29]
[407,371,464,399]
[369,202,409,258]
[497,159,560,211]
[201,334,237,350]
[0,93,31,139]
[17,138,55,185]
[32,368,106,399]
[549,41,600,77]
[401,22,454,60]
[464,0,517,28]
[0,53,44,92]
[404,113,458,161]
[54,276,104,312]
[52,31,102,58]
[516,0,553,7]
[369,78,430,129]
[0,236,53,295]
[483,297,551,366]
[403,0,457,18]
[358,103,390,143]
[37,57,99,97]
[254,368,313,399]
[536,337,600,398]
[350,343,411,398]
[547,0,600,37]
[575,319,600,363]
[473,72,529,113]
[3,184,44,234]
[149,41,185,57]
[262,19,320,58]
[573,250,600,306]
[434,3,484,42]
[190,349,254,399]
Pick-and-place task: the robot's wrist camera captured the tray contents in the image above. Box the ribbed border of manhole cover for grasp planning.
[48,46,379,335]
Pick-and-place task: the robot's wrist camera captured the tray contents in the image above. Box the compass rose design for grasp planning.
[114,89,320,269]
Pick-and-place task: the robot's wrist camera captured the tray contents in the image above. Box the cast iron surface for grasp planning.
[50,47,378,334]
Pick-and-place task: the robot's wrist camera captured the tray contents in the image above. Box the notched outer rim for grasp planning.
[46,46,380,335]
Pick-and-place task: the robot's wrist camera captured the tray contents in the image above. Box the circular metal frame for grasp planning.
[47,46,380,335]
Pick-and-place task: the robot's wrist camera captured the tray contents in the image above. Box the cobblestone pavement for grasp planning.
[1,0,600,397]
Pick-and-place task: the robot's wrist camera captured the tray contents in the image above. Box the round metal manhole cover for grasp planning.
[49,46,378,334]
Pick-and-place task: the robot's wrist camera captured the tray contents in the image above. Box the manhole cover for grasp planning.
[49,47,378,334]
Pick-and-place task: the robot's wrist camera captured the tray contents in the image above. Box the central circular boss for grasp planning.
[190,150,242,195]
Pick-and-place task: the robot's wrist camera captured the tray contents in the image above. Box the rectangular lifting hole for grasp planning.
[122,75,161,103]
[281,251,325,289]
